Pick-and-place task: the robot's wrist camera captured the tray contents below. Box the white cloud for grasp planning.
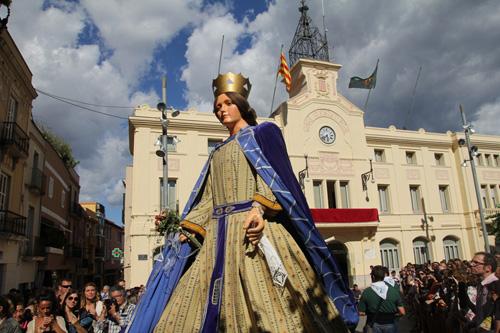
[81,0,204,83]
[474,98,500,136]
[182,0,295,116]
[77,135,129,205]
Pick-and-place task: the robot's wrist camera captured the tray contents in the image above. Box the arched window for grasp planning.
[413,238,429,265]
[380,239,400,272]
[443,236,460,261]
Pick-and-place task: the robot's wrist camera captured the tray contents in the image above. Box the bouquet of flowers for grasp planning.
[155,209,201,248]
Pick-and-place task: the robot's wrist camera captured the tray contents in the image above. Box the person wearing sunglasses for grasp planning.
[56,279,73,308]
[62,290,86,333]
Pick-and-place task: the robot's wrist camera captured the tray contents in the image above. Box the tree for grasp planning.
[40,126,79,169]
[487,204,500,248]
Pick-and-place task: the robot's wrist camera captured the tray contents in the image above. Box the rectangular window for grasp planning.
[0,172,10,210]
[326,180,336,208]
[7,96,18,122]
[481,185,490,208]
[490,185,498,207]
[406,151,416,164]
[61,190,66,208]
[208,139,223,154]
[410,185,421,213]
[485,154,492,167]
[434,153,444,166]
[166,136,177,152]
[160,178,177,212]
[378,185,390,213]
[339,181,350,208]
[313,180,324,208]
[476,154,484,166]
[374,149,385,162]
[439,185,451,212]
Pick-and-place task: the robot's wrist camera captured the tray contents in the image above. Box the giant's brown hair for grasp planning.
[213,91,257,126]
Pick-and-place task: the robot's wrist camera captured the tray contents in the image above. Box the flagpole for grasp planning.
[363,59,379,112]
[217,35,224,75]
[270,44,284,115]
[363,88,372,111]
[403,65,422,129]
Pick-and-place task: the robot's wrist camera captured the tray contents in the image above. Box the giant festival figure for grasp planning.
[127,73,358,332]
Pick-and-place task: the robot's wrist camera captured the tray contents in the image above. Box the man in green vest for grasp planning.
[358,265,405,333]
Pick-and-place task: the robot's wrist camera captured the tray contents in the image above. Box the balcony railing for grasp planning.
[475,208,500,222]
[0,122,29,157]
[0,210,27,236]
[28,167,46,195]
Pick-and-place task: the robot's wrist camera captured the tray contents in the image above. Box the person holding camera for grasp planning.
[26,290,67,333]
[105,286,135,333]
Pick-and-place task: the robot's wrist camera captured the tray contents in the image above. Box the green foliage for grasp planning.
[40,127,79,169]
[154,209,181,236]
[154,209,202,248]
[487,204,500,241]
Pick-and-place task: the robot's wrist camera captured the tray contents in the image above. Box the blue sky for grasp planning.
[7,0,500,223]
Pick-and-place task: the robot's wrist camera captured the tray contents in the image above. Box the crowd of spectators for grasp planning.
[0,278,143,333]
[399,252,500,333]
[354,252,500,333]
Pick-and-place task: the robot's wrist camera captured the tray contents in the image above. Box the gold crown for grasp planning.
[212,72,252,99]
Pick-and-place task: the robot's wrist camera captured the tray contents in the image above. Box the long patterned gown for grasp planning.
[154,138,347,332]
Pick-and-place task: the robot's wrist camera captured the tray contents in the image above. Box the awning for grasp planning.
[311,208,379,227]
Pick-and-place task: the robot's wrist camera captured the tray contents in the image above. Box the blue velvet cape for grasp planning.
[127,123,358,333]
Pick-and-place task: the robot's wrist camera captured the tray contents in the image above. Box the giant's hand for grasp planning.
[179,234,188,242]
[243,207,265,245]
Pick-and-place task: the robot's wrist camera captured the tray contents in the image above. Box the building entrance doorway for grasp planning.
[327,241,349,286]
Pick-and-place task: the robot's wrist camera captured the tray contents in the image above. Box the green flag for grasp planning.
[349,61,378,89]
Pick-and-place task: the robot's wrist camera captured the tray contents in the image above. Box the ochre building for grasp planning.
[124,59,500,288]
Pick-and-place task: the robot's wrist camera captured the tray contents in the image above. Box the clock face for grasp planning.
[319,126,336,144]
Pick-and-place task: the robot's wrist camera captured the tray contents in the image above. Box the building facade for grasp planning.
[39,133,82,287]
[0,29,37,292]
[103,219,124,286]
[125,58,500,288]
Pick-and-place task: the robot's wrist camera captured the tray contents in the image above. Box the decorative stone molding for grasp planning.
[406,169,420,180]
[308,152,354,177]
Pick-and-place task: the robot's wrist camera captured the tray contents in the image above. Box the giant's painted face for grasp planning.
[214,93,243,129]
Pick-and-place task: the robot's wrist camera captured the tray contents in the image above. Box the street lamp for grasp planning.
[361,159,375,201]
[459,105,490,252]
[156,101,179,211]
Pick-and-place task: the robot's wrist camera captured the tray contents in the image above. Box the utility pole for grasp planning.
[421,198,432,262]
[460,105,490,252]
[159,76,169,210]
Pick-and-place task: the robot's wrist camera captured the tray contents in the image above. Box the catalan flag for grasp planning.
[278,52,292,92]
